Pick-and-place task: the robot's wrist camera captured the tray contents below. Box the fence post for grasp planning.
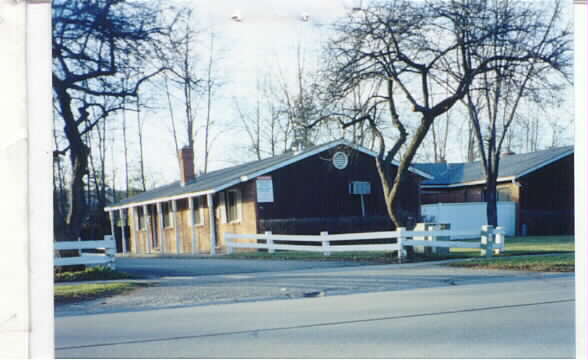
[321,231,330,256]
[104,235,116,270]
[266,231,274,254]
[480,225,494,257]
[431,224,440,255]
[120,208,127,255]
[225,233,233,255]
[108,210,116,251]
[397,227,406,263]
[494,226,504,255]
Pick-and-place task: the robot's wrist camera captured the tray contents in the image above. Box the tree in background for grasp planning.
[202,32,223,173]
[462,0,571,227]
[234,45,331,160]
[52,0,187,240]
[234,75,281,160]
[320,0,571,234]
[162,9,205,173]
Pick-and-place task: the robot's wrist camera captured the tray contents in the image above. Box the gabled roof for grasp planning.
[414,145,574,188]
[105,139,433,211]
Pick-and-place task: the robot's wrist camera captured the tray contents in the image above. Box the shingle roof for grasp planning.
[414,146,574,187]
[106,139,433,210]
[106,152,293,209]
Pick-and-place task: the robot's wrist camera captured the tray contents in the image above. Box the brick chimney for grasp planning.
[179,146,195,186]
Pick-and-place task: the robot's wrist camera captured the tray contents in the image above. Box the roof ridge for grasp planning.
[418,144,574,186]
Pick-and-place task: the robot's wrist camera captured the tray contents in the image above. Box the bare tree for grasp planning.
[430,111,451,163]
[52,0,187,240]
[320,0,571,233]
[234,74,286,160]
[466,116,478,162]
[177,10,201,152]
[164,8,203,169]
[234,94,263,160]
[463,0,571,227]
[203,32,218,173]
[162,73,182,173]
[233,44,335,162]
[135,96,147,192]
[121,81,130,197]
[86,113,111,238]
[275,44,331,151]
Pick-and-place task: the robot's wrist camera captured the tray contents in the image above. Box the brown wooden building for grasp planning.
[414,146,574,235]
[105,139,432,255]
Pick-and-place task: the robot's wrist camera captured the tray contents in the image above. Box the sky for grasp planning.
[102,0,574,190]
[115,0,356,188]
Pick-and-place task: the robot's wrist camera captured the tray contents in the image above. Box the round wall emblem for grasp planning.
[332,151,349,170]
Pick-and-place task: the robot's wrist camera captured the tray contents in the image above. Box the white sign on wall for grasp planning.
[256,176,274,203]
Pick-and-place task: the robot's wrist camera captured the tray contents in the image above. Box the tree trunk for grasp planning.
[55,86,89,240]
[163,74,181,175]
[203,33,215,173]
[122,92,129,197]
[136,99,147,192]
[485,175,498,227]
[66,136,89,240]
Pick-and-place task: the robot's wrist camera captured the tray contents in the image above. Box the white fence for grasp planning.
[421,202,516,238]
[225,226,505,261]
[54,235,116,269]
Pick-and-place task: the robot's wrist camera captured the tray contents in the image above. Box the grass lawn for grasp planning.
[55,266,138,283]
[221,235,575,267]
[448,253,575,272]
[448,235,574,257]
[223,249,396,263]
[54,282,147,304]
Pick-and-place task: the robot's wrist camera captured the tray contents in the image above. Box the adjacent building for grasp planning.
[413,146,574,235]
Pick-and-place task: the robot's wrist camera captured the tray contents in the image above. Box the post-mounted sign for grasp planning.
[256,176,274,203]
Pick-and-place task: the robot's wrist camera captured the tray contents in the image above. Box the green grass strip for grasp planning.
[448,254,575,272]
[449,235,574,257]
[222,250,396,263]
[55,266,137,283]
[54,282,145,304]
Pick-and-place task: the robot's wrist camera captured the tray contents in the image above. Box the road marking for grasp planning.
[222,274,254,279]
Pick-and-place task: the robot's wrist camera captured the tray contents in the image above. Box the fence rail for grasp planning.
[54,236,116,269]
[225,225,505,261]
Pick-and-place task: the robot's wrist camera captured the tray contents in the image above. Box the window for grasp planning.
[497,187,512,201]
[191,197,204,226]
[162,202,172,228]
[225,190,242,223]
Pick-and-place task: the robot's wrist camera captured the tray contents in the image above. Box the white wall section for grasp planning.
[421,202,516,238]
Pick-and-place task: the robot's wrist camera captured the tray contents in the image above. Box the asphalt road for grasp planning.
[55,262,575,358]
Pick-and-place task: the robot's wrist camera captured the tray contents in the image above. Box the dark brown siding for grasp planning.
[518,155,574,235]
[422,185,485,204]
[257,148,422,234]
